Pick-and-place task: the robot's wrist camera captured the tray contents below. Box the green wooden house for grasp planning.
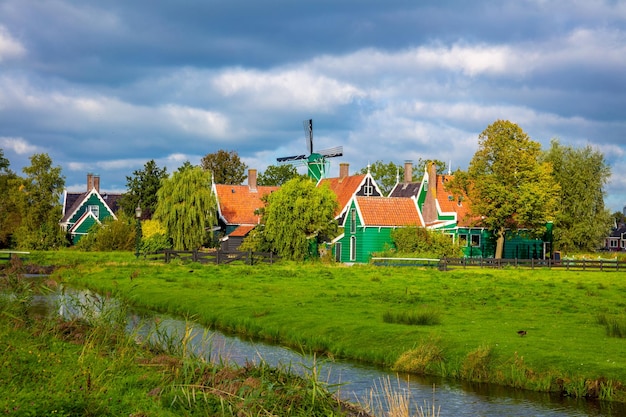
[332,196,422,263]
[390,162,552,259]
[60,173,122,244]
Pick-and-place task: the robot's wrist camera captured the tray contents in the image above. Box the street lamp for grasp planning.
[135,203,142,259]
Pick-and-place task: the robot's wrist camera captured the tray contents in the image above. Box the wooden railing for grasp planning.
[371,256,623,271]
[442,257,622,271]
[145,249,279,265]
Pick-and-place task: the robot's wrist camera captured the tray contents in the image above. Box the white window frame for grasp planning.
[350,208,357,234]
[88,205,99,218]
[350,236,357,261]
[470,234,481,247]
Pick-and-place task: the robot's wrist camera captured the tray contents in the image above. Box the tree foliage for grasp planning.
[0,149,20,248]
[359,159,447,196]
[201,149,248,185]
[257,164,303,186]
[452,120,560,258]
[75,211,136,251]
[542,139,612,252]
[154,166,217,250]
[119,160,168,219]
[13,153,67,250]
[256,177,338,261]
[390,227,463,258]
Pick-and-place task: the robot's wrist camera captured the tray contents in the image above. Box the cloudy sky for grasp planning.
[1,0,625,210]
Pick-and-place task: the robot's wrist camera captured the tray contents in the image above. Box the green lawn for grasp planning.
[36,250,626,401]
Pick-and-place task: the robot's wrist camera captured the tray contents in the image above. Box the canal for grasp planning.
[30,286,626,417]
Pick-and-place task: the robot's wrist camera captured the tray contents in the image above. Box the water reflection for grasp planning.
[29,287,626,417]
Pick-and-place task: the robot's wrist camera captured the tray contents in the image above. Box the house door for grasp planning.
[335,242,342,262]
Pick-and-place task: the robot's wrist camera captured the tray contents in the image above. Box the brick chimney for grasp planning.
[422,162,438,225]
[404,161,413,183]
[87,173,94,191]
[248,169,257,191]
[93,175,100,193]
[339,163,349,179]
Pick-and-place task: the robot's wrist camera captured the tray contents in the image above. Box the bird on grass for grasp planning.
[517,330,527,337]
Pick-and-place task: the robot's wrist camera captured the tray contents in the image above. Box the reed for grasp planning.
[0,270,371,416]
[360,375,440,417]
[30,250,626,401]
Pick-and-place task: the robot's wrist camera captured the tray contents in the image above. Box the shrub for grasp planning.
[76,213,136,251]
[141,233,172,253]
[389,227,463,258]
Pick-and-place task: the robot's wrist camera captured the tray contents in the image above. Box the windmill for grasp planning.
[276,119,343,182]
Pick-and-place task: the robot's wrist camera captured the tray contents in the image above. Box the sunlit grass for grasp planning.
[35,250,626,401]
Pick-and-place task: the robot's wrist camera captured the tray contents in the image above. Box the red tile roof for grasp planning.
[318,174,367,216]
[435,175,474,227]
[229,224,256,237]
[355,196,422,227]
[214,184,278,225]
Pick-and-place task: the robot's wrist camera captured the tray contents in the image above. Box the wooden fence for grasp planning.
[372,256,624,271]
[145,249,279,265]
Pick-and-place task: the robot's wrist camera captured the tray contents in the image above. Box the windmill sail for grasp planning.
[277,119,343,181]
[319,146,343,159]
[303,119,313,154]
[277,154,307,162]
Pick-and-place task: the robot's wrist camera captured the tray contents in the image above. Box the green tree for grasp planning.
[201,149,248,185]
[542,139,612,252]
[119,160,168,219]
[256,177,338,261]
[154,166,217,250]
[414,158,448,178]
[358,161,408,196]
[257,164,303,186]
[456,120,560,258]
[0,149,20,248]
[13,153,67,249]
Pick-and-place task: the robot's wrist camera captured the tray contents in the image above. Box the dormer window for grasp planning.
[88,205,99,218]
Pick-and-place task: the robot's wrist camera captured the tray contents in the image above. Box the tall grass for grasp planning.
[1,268,372,416]
[383,306,441,326]
[360,376,440,417]
[597,313,626,338]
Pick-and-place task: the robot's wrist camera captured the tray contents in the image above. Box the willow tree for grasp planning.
[260,177,338,261]
[542,139,612,251]
[154,165,217,250]
[463,120,560,258]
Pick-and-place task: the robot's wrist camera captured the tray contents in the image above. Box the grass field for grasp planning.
[1,255,373,417]
[31,250,626,401]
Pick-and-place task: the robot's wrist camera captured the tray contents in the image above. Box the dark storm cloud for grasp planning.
[0,0,625,209]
